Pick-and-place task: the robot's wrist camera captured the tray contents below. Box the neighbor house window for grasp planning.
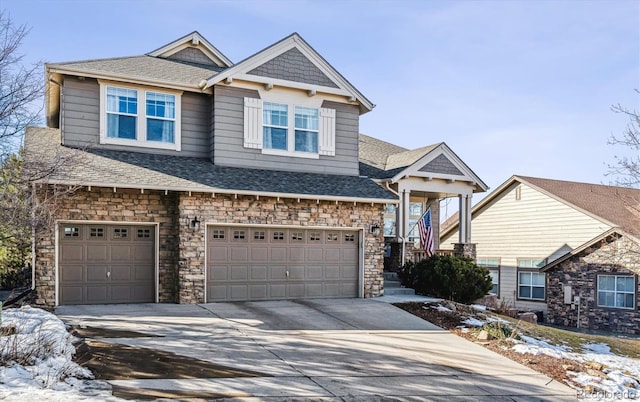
[598,275,635,309]
[518,271,545,300]
[477,258,500,295]
[100,82,181,151]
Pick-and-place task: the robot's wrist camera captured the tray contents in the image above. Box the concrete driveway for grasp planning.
[56,298,577,401]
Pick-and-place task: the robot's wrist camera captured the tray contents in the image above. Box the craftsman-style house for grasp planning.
[26,32,483,307]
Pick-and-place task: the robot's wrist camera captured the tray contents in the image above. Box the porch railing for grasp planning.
[412,249,453,262]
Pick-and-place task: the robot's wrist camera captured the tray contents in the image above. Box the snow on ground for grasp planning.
[512,336,640,399]
[453,312,640,401]
[0,306,124,401]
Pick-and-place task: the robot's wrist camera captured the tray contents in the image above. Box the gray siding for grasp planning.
[61,77,100,148]
[61,77,210,158]
[166,47,218,67]
[212,85,360,176]
[419,154,463,176]
[247,48,338,88]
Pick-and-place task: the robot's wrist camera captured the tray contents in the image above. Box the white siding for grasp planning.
[442,182,613,313]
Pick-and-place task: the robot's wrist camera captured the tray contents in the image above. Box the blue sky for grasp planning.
[4,0,639,202]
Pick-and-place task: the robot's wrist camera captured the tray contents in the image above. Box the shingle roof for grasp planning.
[518,176,640,237]
[358,134,441,178]
[24,127,395,202]
[358,134,408,170]
[441,175,640,239]
[48,55,223,88]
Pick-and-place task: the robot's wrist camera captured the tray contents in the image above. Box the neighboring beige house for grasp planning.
[440,175,640,320]
[25,31,483,308]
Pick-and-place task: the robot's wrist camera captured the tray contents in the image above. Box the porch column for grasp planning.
[458,194,472,243]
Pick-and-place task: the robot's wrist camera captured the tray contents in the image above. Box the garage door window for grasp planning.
[113,228,128,239]
[137,228,151,238]
[310,232,321,242]
[272,231,285,241]
[291,232,304,242]
[212,229,225,239]
[327,233,338,242]
[345,234,355,242]
[90,227,105,238]
[233,230,246,240]
[64,227,80,237]
[253,230,266,240]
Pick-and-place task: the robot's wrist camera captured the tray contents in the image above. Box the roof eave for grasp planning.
[37,179,398,205]
[46,66,212,94]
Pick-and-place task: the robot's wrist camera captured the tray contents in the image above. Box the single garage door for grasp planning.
[58,223,155,305]
[207,226,359,302]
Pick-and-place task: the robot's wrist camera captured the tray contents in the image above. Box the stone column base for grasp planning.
[453,243,476,260]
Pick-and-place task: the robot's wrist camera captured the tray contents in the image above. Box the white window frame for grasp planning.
[261,102,321,159]
[99,81,182,151]
[597,274,636,309]
[243,89,335,159]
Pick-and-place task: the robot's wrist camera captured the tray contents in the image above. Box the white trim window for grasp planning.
[244,97,335,158]
[518,271,545,300]
[597,275,636,309]
[263,102,289,151]
[100,82,182,151]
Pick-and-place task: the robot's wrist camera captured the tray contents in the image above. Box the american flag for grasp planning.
[417,207,435,257]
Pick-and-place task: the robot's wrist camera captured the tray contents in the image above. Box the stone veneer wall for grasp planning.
[34,188,385,307]
[34,187,179,308]
[177,193,385,303]
[546,235,640,335]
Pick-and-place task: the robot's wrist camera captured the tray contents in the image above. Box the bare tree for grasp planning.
[607,90,640,188]
[0,10,43,157]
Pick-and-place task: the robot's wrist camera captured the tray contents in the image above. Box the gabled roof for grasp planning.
[358,134,488,192]
[24,127,396,204]
[147,31,232,67]
[205,33,374,114]
[541,228,639,271]
[47,55,222,90]
[441,175,640,239]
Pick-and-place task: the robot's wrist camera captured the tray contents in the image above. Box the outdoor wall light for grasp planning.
[189,216,200,231]
[370,223,381,235]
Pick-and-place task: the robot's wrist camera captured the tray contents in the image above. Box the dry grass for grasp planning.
[395,301,639,389]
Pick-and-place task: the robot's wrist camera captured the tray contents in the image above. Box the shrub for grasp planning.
[0,247,29,289]
[398,255,493,304]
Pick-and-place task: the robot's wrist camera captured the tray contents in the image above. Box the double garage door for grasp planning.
[58,224,155,305]
[207,226,360,302]
[58,224,359,305]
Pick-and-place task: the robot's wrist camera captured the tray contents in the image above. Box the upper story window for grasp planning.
[294,106,319,153]
[263,102,320,154]
[244,96,335,159]
[597,275,635,309]
[100,82,182,151]
[263,102,288,150]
